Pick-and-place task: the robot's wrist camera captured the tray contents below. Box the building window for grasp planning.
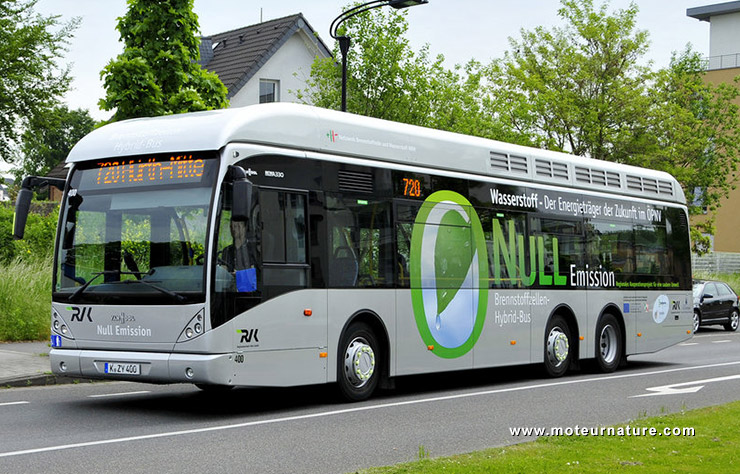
[259,80,279,103]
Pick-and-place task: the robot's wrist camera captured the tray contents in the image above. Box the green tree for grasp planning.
[99,0,228,122]
[13,105,96,182]
[300,5,500,138]
[488,0,653,159]
[488,0,740,252]
[640,48,740,252]
[0,0,78,162]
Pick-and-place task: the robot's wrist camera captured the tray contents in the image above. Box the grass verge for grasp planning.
[0,257,52,341]
[363,401,740,473]
[693,271,740,294]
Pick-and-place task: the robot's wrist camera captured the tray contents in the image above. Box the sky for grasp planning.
[32,0,714,123]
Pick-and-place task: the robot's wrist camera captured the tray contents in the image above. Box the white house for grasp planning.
[198,13,332,107]
[687,1,740,69]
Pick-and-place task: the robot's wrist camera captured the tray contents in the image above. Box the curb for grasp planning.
[1,374,100,389]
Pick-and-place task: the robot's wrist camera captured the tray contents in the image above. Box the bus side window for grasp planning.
[261,190,307,265]
[394,201,419,288]
[326,195,393,288]
[587,220,634,274]
[396,222,412,287]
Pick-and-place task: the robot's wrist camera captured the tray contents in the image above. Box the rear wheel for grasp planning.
[725,309,739,332]
[595,314,622,373]
[337,323,380,402]
[544,315,572,377]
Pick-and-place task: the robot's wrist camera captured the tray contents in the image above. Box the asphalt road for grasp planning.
[1,328,739,473]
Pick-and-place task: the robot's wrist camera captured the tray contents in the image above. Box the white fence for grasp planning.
[692,252,740,274]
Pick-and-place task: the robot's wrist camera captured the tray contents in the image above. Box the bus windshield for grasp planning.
[54,153,219,304]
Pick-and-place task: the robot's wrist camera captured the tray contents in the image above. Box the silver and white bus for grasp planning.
[14,103,693,401]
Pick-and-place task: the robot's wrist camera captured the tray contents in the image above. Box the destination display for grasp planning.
[77,153,212,190]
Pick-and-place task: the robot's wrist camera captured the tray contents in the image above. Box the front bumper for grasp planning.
[50,349,235,385]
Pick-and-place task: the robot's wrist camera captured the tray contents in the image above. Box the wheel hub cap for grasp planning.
[344,338,375,387]
[600,325,617,364]
[547,328,569,366]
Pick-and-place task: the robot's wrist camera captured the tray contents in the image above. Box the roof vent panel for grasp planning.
[552,162,569,180]
[626,175,643,192]
[490,151,528,175]
[606,171,621,188]
[489,152,509,172]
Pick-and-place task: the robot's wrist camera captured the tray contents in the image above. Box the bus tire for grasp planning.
[544,315,572,377]
[595,313,622,373]
[337,322,380,402]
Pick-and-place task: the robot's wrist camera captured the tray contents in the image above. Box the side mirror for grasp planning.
[13,187,33,240]
[13,175,66,240]
[228,165,253,222]
[232,179,253,222]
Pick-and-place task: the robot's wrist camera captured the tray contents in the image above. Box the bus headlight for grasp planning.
[52,308,75,340]
[178,309,207,343]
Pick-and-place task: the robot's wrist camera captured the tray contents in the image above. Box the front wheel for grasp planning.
[544,315,572,377]
[725,309,739,332]
[595,314,622,373]
[337,323,380,402]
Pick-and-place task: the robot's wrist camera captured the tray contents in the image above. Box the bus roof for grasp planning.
[68,103,686,204]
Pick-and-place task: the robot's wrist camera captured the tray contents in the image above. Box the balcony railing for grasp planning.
[702,53,740,70]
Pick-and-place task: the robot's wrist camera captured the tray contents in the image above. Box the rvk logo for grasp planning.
[68,306,93,322]
[238,329,259,344]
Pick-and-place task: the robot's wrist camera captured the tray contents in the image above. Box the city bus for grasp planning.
[14,103,693,401]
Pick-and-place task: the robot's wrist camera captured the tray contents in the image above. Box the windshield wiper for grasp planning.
[69,270,124,301]
[69,270,185,302]
[122,278,186,302]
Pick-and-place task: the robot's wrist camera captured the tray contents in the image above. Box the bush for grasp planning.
[0,256,52,341]
[0,202,58,264]
[0,202,57,341]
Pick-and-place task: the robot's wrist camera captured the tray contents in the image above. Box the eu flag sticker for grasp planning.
[623,303,630,314]
[51,335,62,348]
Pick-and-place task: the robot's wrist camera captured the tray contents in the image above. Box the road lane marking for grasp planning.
[0,401,29,407]
[88,391,151,398]
[711,340,732,344]
[679,342,699,346]
[633,373,740,397]
[2,359,740,459]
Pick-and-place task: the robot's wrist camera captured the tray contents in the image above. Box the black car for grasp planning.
[693,280,739,333]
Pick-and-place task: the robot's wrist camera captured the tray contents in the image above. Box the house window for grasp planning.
[259,80,279,103]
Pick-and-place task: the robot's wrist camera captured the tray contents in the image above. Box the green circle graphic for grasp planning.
[410,190,489,358]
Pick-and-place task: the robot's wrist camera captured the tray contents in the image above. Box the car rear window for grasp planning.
[717,283,732,297]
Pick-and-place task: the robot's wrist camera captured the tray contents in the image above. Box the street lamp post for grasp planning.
[329,0,429,112]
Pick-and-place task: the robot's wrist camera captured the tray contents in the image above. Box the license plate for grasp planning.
[104,362,141,375]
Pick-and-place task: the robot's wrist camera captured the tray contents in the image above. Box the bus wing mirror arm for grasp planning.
[13,176,67,240]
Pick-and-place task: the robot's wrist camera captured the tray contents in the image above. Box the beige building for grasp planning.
[688,2,740,253]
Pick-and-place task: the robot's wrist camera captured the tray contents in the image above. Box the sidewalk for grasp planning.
[0,341,83,388]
